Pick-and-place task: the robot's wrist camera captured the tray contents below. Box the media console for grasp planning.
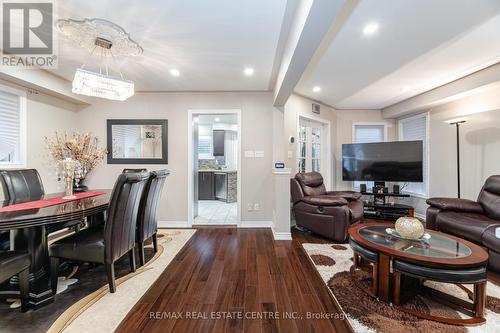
[360,191,414,221]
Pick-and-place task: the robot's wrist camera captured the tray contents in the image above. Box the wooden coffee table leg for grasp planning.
[474,282,486,318]
[393,271,401,305]
[378,253,391,302]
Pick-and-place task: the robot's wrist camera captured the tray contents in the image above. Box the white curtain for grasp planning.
[224,130,238,170]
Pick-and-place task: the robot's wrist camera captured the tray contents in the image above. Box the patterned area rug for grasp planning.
[302,243,500,333]
[0,229,195,333]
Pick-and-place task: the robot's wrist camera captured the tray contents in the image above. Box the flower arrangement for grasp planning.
[45,132,107,190]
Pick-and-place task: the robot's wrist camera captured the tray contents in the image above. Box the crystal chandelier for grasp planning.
[57,18,143,101]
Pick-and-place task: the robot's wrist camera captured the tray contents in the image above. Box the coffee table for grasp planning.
[348,223,489,325]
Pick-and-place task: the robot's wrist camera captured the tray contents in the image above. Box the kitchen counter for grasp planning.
[198,169,237,173]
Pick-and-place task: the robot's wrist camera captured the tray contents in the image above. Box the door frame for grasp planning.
[296,113,332,190]
[187,109,242,227]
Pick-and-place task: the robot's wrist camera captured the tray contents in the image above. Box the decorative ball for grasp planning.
[395,217,424,240]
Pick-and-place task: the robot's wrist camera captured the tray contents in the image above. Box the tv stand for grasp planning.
[360,191,414,221]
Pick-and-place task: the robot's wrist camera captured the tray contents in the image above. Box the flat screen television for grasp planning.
[342,141,423,182]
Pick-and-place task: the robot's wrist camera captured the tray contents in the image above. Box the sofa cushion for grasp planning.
[436,211,500,243]
[302,195,347,207]
[481,225,500,254]
[348,200,363,222]
[477,180,500,220]
[295,172,326,196]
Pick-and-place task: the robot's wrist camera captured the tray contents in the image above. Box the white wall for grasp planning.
[76,92,275,223]
[399,85,500,217]
[0,85,78,200]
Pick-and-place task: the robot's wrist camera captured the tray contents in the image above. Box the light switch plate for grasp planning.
[244,150,255,158]
[254,151,264,158]
[287,150,293,158]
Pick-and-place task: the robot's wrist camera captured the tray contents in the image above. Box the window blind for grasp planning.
[353,124,385,143]
[399,114,428,196]
[198,136,212,159]
[353,124,385,189]
[0,90,20,163]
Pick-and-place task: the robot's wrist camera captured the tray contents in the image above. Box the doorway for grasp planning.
[297,115,332,188]
[188,110,241,226]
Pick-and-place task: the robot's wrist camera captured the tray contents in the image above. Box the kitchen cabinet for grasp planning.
[213,130,225,156]
[198,172,214,200]
[214,172,227,201]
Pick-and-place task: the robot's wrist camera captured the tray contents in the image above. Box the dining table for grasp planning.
[0,189,111,309]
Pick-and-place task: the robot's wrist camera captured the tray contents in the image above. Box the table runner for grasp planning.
[0,191,106,213]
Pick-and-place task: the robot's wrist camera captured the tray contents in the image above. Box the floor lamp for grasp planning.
[448,119,466,198]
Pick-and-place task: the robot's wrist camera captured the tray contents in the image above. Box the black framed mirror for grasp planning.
[107,119,168,164]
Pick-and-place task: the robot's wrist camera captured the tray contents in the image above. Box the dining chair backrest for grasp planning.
[0,169,44,202]
[104,172,149,264]
[137,169,169,243]
[122,168,147,173]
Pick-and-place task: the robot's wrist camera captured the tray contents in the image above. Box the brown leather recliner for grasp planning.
[291,172,363,242]
[426,175,500,273]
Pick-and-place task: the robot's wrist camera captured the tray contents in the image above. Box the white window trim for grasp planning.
[0,84,27,169]
[296,113,332,190]
[398,112,430,198]
[351,122,388,190]
[351,122,389,142]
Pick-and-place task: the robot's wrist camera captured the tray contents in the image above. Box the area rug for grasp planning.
[302,243,500,333]
[0,229,195,333]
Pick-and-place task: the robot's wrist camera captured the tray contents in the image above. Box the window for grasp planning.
[198,135,213,159]
[298,118,323,174]
[352,124,386,189]
[399,113,429,197]
[0,85,26,167]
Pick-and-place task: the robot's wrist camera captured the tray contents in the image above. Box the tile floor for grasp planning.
[194,200,237,225]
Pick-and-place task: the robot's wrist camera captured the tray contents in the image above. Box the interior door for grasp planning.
[298,118,323,174]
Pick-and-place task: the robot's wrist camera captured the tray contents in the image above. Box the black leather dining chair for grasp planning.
[0,169,83,234]
[0,251,31,312]
[123,168,147,173]
[49,172,149,293]
[0,169,46,252]
[137,169,169,266]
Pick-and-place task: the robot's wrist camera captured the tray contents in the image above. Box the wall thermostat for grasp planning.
[289,136,295,144]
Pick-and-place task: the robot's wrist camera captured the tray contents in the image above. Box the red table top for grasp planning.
[0,191,107,213]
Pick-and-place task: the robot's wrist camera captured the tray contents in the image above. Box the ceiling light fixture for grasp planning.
[170,69,180,77]
[214,117,220,122]
[363,22,379,36]
[243,67,254,76]
[401,86,412,93]
[57,18,143,101]
[312,86,321,93]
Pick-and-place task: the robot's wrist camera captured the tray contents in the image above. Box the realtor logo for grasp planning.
[1,0,57,68]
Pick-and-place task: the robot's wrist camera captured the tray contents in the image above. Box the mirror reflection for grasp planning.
[111,124,163,159]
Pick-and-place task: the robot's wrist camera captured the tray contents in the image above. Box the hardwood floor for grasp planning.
[116,227,352,333]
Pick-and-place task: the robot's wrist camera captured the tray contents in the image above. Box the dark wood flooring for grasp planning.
[116,227,352,333]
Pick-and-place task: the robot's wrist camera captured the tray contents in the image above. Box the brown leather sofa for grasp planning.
[291,172,363,241]
[426,175,500,273]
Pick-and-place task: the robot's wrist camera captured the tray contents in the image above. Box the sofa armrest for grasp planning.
[426,197,484,213]
[326,191,362,201]
[302,195,348,207]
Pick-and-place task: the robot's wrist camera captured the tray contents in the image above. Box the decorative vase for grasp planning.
[73,161,88,192]
[60,158,77,199]
[395,216,424,240]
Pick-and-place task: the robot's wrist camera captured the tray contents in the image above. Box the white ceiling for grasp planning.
[52,0,287,91]
[295,0,500,109]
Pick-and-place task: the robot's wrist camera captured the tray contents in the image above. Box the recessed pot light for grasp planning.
[243,67,254,76]
[214,117,220,122]
[401,86,412,93]
[312,86,321,93]
[363,23,379,36]
[169,69,180,77]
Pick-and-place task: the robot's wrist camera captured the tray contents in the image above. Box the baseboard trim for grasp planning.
[239,220,273,228]
[272,228,292,240]
[158,221,189,228]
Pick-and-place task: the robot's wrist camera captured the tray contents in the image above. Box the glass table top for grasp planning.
[357,225,472,259]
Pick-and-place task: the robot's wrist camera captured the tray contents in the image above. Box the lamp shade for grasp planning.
[72,68,134,101]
